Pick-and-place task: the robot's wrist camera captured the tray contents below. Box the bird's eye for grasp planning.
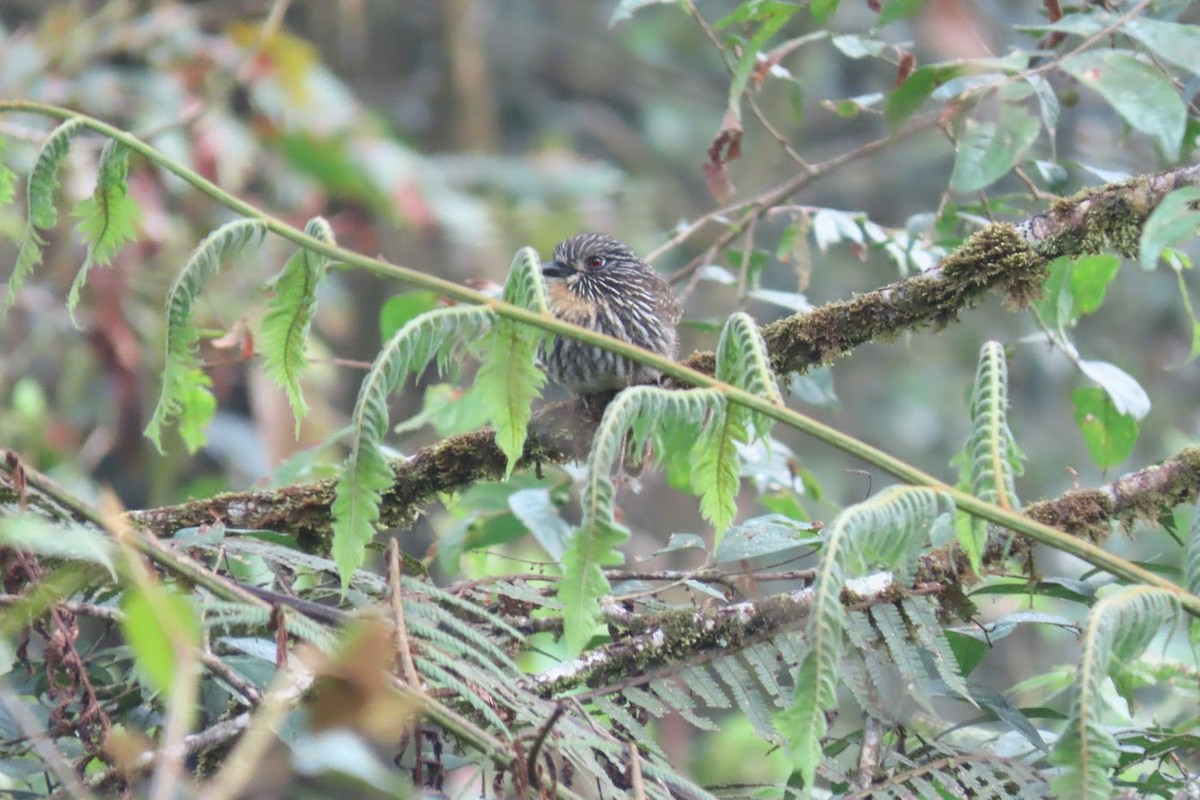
[584,255,606,269]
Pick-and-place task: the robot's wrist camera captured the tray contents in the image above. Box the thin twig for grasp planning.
[388,538,421,690]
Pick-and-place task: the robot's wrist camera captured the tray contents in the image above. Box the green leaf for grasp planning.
[713,514,820,563]
[1072,386,1138,469]
[508,487,571,562]
[120,585,201,696]
[1123,18,1200,78]
[690,405,742,539]
[379,291,439,342]
[1051,587,1178,799]
[1138,187,1200,271]
[1068,254,1120,315]
[332,305,493,588]
[949,104,1041,193]
[885,65,961,132]
[260,217,335,437]
[0,517,116,578]
[0,137,16,209]
[69,140,140,316]
[5,119,86,312]
[1060,50,1185,160]
[878,0,926,26]
[563,387,721,653]
[1077,359,1149,419]
[145,219,267,453]
[472,247,548,478]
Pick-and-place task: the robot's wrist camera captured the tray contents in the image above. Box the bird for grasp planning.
[539,233,682,411]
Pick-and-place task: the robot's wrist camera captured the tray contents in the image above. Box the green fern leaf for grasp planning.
[473,247,548,478]
[145,218,267,453]
[1187,506,1200,599]
[5,119,86,310]
[778,486,945,792]
[953,341,1025,571]
[0,137,16,209]
[690,404,743,537]
[562,387,721,652]
[1051,586,1179,800]
[690,312,782,546]
[68,140,141,315]
[332,305,493,588]
[260,217,335,437]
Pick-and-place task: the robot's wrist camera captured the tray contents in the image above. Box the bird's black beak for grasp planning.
[541,260,574,279]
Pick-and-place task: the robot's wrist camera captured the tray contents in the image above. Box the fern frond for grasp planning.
[954,341,1025,570]
[692,312,783,545]
[562,386,721,653]
[260,217,335,437]
[1051,586,1179,800]
[777,485,946,792]
[473,246,548,478]
[331,305,493,587]
[5,118,86,310]
[145,218,267,453]
[905,594,971,702]
[69,140,140,315]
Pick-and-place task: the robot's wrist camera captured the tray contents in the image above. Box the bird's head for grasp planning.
[541,233,646,288]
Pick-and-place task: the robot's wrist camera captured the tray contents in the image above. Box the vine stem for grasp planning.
[3,101,1198,618]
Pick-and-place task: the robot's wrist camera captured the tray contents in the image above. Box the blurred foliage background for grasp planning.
[0,0,1198,791]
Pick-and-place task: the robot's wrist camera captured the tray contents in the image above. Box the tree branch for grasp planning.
[111,165,1200,541]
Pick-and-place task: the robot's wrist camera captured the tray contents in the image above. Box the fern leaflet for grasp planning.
[145,218,267,453]
[69,140,140,315]
[693,312,782,545]
[1051,586,1179,800]
[5,118,86,311]
[777,485,946,793]
[260,217,335,437]
[953,341,1024,570]
[472,246,548,478]
[331,305,493,588]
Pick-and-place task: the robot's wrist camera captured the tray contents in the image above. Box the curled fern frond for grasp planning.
[1186,507,1200,600]
[331,305,493,588]
[778,485,948,792]
[69,139,141,316]
[260,217,335,437]
[1051,586,1179,800]
[473,246,548,477]
[561,386,721,653]
[716,311,782,438]
[5,118,86,311]
[145,218,267,453]
[953,341,1025,570]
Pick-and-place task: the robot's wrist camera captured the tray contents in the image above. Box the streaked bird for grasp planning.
[539,233,682,410]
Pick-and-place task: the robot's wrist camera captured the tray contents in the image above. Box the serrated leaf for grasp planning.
[1138,187,1200,271]
[950,104,1041,193]
[1072,386,1137,469]
[332,305,493,588]
[5,118,86,311]
[691,406,742,539]
[261,217,334,437]
[1060,50,1185,160]
[69,140,140,315]
[473,247,547,478]
[145,219,267,453]
[121,585,201,696]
